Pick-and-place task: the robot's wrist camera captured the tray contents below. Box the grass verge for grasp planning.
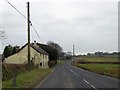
[74,63,120,79]
[2,67,54,88]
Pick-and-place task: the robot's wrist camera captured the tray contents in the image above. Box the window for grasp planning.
[43,61,44,66]
[40,63,42,66]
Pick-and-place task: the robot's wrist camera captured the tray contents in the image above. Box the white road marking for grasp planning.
[66,66,79,76]
[65,65,70,69]
[90,84,97,90]
[83,79,97,90]
[83,79,90,84]
[70,70,73,72]
[66,65,97,90]
[74,72,77,75]
[66,65,97,89]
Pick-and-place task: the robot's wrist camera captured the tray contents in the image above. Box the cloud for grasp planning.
[0,0,118,54]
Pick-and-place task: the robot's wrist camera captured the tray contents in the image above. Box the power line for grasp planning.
[5,0,27,20]
[31,22,43,44]
[5,0,43,44]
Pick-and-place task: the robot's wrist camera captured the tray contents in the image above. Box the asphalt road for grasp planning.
[36,61,119,89]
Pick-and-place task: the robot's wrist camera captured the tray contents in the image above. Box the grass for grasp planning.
[2,60,67,88]
[76,56,119,62]
[74,56,119,79]
[74,63,120,79]
[2,67,54,88]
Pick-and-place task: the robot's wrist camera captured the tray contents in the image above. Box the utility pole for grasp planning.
[0,27,7,55]
[72,44,75,64]
[0,27,7,40]
[27,2,31,71]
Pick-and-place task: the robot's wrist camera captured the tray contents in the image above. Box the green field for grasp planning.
[74,56,119,79]
[2,68,54,88]
[74,64,119,78]
[76,56,119,62]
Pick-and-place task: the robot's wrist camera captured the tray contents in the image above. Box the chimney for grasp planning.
[34,40,37,46]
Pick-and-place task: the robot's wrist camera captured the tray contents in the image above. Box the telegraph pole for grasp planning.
[73,44,75,64]
[0,27,7,55]
[0,27,7,40]
[27,2,31,71]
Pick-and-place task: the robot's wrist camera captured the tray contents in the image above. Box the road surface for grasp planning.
[36,61,119,89]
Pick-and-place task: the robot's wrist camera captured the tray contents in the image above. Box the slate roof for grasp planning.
[19,43,48,55]
[30,44,48,55]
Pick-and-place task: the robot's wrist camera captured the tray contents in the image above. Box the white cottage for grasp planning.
[5,41,49,68]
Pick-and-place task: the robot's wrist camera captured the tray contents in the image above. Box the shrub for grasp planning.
[48,61,57,68]
[2,64,28,81]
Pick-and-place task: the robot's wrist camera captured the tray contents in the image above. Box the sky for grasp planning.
[0,0,119,55]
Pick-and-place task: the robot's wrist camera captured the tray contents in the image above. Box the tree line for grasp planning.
[3,45,20,58]
[87,51,119,57]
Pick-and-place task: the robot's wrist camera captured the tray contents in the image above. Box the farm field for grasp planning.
[75,56,119,62]
[74,63,119,79]
[74,56,119,79]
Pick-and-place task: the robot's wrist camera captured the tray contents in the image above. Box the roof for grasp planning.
[19,43,48,55]
[30,44,48,55]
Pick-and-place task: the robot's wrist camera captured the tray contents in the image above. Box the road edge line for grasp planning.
[35,67,56,88]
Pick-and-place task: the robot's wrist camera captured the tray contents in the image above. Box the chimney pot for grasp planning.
[34,40,37,46]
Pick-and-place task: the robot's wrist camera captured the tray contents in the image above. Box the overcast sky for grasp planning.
[0,0,118,55]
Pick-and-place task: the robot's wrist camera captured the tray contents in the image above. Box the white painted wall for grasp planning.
[5,45,49,68]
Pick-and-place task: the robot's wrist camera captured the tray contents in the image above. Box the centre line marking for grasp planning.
[70,70,73,72]
[74,72,77,75]
[90,84,97,90]
[83,79,97,90]
[83,79,90,84]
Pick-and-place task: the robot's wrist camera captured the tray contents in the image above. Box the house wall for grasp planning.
[5,45,49,68]
[0,54,2,62]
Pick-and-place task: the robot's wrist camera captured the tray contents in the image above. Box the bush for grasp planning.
[48,61,57,68]
[2,64,28,81]
[2,64,13,81]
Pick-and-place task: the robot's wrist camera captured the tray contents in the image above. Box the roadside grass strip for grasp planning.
[2,68,54,88]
